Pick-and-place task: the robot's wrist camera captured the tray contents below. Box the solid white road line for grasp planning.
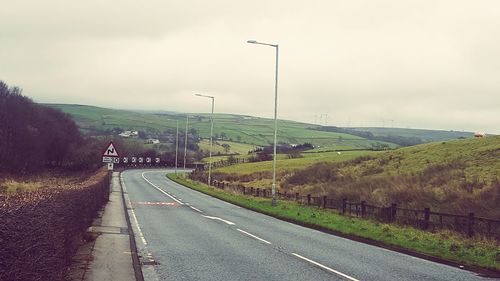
[291,253,360,281]
[236,229,272,245]
[120,175,148,246]
[189,206,203,213]
[131,208,147,245]
[202,215,235,225]
[141,172,184,205]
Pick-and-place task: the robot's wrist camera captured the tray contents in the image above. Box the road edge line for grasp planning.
[118,171,145,281]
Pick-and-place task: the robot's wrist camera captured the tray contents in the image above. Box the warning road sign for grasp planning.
[103,142,119,157]
[102,142,120,164]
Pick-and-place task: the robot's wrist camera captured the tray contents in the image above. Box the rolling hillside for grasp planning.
[283,136,500,218]
[209,135,500,218]
[350,127,474,142]
[46,104,396,149]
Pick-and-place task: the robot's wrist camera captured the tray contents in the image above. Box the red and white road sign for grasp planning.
[102,142,120,163]
[102,141,119,157]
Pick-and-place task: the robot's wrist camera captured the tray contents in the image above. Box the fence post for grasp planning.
[250,187,254,196]
[256,188,260,197]
[323,196,327,209]
[295,193,299,202]
[242,186,246,195]
[390,203,397,222]
[284,191,288,199]
[221,182,225,190]
[468,212,475,237]
[263,189,266,197]
[423,208,430,230]
[342,198,347,214]
[361,201,366,217]
[307,194,311,205]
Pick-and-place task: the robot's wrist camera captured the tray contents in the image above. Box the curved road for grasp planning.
[121,169,495,281]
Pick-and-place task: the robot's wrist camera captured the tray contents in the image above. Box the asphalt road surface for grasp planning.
[121,169,495,281]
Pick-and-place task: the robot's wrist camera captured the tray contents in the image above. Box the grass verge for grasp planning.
[167,173,500,274]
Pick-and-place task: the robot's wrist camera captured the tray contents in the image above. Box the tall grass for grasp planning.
[208,136,500,218]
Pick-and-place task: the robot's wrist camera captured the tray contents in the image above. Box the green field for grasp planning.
[198,139,257,155]
[46,104,396,149]
[214,150,374,175]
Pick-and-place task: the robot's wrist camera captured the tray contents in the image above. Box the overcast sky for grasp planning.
[1,1,499,133]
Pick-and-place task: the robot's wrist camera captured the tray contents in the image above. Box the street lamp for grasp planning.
[175,120,179,174]
[247,39,279,206]
[195,93,215,186]
[183,115,189,170]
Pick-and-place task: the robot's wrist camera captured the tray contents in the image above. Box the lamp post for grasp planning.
[247,39,279,206]
[195,93,215,186]
[175,120,179,174]
[183,115,189,170]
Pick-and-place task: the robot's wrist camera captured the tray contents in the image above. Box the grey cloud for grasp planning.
[1,0,499,133]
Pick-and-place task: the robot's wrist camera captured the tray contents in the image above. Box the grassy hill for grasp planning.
[46,104,396,150]
[351,127,474,142]
[209,136,500,218]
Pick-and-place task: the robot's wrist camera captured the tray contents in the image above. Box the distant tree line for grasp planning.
[316,126,423,147]
[0,81,84,173]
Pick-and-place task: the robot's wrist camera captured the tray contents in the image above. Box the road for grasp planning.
[121,169,495,281]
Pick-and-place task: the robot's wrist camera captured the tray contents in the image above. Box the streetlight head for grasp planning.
[195,93,214,99]
[247,40,257,44]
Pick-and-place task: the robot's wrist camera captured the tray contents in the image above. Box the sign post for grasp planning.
[102,141,120,170]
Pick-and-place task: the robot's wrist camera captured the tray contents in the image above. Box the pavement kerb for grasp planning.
[118,170,145,281]
[73,171,143,281]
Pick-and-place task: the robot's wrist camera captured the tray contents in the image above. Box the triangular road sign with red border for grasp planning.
[103,141,119,157]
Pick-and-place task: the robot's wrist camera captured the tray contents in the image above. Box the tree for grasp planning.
[222,143,231,154]
[0,81,82,173]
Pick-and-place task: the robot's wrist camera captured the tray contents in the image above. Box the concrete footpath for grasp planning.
[70,171,139,281]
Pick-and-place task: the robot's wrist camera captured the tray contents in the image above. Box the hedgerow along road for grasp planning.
[121,169,492,281]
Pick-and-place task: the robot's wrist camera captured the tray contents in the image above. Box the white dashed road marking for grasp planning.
[189,206,203,213]
[292,253,360,281]
[202,215,235,225]
[141,172,184,205]
[236,229,272,245]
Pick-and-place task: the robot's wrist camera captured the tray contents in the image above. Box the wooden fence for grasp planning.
[209,179,500,239]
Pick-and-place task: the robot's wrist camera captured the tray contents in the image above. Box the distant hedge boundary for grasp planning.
[0,169,110,281]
